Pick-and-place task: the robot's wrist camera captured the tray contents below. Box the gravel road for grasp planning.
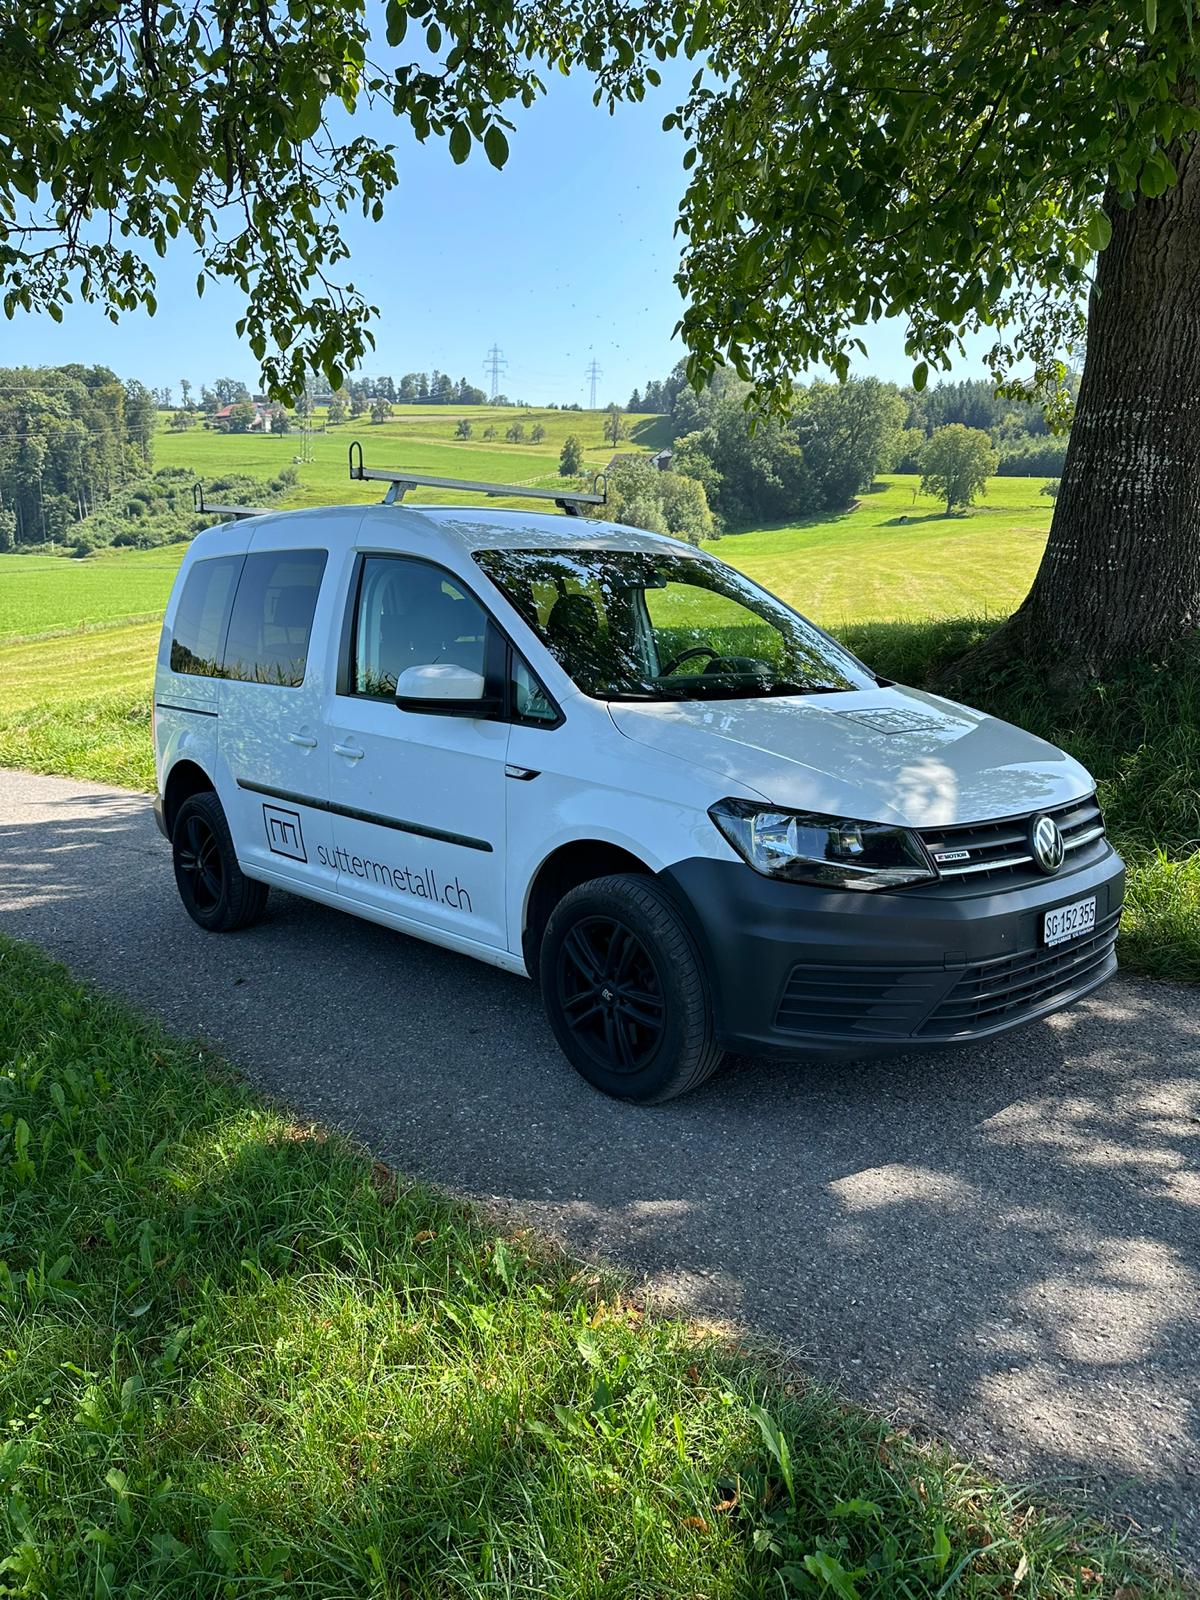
[2,766,1197,1562]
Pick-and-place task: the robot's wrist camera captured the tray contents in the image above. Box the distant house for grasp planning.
[211,401,271,433]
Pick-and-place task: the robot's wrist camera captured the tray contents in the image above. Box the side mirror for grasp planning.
[395,663,501,717]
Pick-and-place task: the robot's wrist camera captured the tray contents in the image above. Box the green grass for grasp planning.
[155,405,666,510]
[0,624,158,789]
[0,935,1186,1599]
[704,476,1051,625]
[0,548,186,644]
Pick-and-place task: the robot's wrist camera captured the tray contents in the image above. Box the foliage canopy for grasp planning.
[673,0,1200,417]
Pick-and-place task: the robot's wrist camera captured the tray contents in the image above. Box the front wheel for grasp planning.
[539,874,725,1103]
[172,791,269,932]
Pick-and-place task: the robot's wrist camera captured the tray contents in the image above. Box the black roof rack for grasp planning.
[348,440,606,516]
[192,483,271,522]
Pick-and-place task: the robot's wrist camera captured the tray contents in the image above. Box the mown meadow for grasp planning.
[155,403,670,508]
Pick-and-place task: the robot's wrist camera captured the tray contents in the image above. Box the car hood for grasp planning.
[608,684,1093,828]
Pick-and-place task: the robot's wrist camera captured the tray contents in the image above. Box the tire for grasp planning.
[539,873,725,1103]
[171,790,269,933]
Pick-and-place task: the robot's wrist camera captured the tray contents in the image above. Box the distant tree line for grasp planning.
[0,365,158,547]
[168,371,494,424]
[622,364,1072,529]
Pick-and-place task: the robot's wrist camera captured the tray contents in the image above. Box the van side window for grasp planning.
[353,556,488,697]
[170,556,244,677]
[223,549,328,687]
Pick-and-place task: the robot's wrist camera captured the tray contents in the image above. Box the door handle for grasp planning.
[288,731,318,749]
[333,741,365,761]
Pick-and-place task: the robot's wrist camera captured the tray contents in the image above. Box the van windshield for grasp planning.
[473,547,874,702]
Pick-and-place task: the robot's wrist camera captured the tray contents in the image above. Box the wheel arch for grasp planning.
[162,759,217,838]
[521,838,655,969]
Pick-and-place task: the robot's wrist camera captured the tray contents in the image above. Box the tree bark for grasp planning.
[954,137,1200,683]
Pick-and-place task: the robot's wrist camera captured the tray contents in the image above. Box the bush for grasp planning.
[601,457,715,545]
[996,436,1069,475]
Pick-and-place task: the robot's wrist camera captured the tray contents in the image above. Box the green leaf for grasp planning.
[803,1550,862,1600]
[932,1519,951,1573]
[1085,210,1112,254]
[292,97,322,141]
[1146,0,1158,31]
[912,361,928,392]
[384,1,408,45]
[449,123,470,165]
[484,125,509,170]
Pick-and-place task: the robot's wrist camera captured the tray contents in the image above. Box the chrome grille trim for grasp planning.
[920,794,1105,882]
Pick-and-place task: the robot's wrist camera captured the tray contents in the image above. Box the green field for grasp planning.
[1,467,1049,646]
[156,404,670,509]
[710,476,1051,625]
[0,547,186,644]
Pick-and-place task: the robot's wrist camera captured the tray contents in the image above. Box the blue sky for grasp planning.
[3,64,991,405]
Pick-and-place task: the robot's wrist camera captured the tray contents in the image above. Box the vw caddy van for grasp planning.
[153,452,1124,1103]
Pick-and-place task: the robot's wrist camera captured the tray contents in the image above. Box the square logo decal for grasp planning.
[262,803,306,863]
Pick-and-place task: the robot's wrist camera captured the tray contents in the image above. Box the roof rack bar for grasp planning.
[348,440,606,515]
[192,483,271,521]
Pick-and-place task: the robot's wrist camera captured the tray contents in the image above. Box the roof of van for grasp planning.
[202,501,700,557]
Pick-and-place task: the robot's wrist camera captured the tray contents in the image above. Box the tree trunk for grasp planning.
[953,138,1200,684]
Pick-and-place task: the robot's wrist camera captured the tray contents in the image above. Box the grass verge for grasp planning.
[0,935,1186,1598]
[0,624,158,790]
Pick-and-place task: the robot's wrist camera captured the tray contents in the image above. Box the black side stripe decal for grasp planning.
[156,701,218,718]
[236,778,493,854]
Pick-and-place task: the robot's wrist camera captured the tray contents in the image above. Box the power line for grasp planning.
[483,344,508,402]
[584,357,603,411]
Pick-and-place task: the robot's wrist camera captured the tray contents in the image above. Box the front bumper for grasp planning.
[659,845,1126,1056]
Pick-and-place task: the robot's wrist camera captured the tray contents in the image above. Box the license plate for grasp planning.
[1042,896,1096,947]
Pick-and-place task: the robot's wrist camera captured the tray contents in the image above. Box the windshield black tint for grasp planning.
[473,548,873,701]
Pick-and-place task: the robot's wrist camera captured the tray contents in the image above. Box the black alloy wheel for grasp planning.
[556,914,667,1075]
[539,873,725,1103]
[171,790,269,932]
[176,809,224,913]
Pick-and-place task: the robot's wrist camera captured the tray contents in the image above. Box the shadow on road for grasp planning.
[1,774,1197,1558]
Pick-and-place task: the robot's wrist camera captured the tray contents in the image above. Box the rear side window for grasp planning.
[223,550,328,687]
[170,556,243,677]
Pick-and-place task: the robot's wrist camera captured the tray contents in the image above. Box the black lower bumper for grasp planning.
[152,793,169,839]
[659,846,1126,1056]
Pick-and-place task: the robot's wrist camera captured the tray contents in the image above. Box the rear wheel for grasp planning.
[172,791,268,932]
[540,874,725,1103]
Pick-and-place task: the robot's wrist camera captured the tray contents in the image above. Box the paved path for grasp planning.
[2,768,1198,1561]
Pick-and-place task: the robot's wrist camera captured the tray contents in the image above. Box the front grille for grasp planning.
[919,793,1105,884]
[775,963,945,1038]
[918,909,1121,1038]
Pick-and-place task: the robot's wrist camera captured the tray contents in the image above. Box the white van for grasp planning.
[153,455,1124,1102]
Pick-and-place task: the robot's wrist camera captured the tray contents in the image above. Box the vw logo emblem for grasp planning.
[1029,813,1065,874]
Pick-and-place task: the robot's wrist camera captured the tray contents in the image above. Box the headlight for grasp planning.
[709,798,936,891]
